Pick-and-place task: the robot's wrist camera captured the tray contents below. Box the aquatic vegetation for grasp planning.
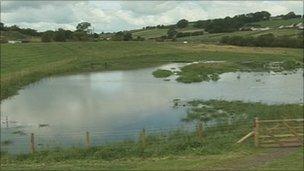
[209,73,220,81]
[182,100,303,122]
[176,62,236,83]
[1,140,13,146]
[152,69,173,78]
[175,59,303,83]
[12,130,26,136]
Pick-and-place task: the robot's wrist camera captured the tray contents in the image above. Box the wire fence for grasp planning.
[1,119,253,154]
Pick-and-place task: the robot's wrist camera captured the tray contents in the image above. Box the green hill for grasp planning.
[0,31,41,42]
[130,18,303,42]
[252,18,303,27]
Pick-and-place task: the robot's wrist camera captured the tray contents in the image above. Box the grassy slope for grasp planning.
[132,28,169,39]
[1,41,303,100]
[0,31,41,42]
[177,28,302,43]
[130,18,302,42]
[252,18,303,27]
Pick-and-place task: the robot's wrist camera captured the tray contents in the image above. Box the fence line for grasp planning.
[1,118,283,154]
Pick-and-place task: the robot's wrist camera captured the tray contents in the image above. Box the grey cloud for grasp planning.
[120,1,181,15]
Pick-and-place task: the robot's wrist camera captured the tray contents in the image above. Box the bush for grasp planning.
[41,31,53,42]
[220,34,303,48]
[176,31,204,38]
[72,31,88,41]
[176,19,189,28]
[53,29,66,42]
[152,69,173,78]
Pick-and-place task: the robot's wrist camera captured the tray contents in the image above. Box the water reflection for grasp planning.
[1,63,303,153]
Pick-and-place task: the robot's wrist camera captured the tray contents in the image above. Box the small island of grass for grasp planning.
[152,69,173,78]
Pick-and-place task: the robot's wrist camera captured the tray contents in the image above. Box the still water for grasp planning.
[1,63,303,153]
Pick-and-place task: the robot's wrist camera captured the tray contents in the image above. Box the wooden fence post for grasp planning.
[197,121,203,140]
[254,117,259,147]
[5,116,9,128]
[139,128,146,157]
[86,131,90,148]
[30,133,35,153]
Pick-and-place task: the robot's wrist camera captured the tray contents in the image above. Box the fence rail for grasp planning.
[254,118,304,147]
[1,118,303,154]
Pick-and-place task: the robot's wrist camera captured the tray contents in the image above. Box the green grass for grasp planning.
[177,28,302,43]
[152,69,173,78]
[184,100,304,122]
[258,148,304,170]
[132,28,169,39]
[1,41,303,100]
[252,18,303,27]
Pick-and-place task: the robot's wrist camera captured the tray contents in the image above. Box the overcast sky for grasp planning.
[1,1,303,33]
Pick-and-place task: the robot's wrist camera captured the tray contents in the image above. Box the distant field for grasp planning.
[252,18,303,27]
[177,28,302,43]
[132,28,168,39]
[130,18,303,41]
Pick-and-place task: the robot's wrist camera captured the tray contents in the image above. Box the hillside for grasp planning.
[130,18,303,42]
[0,31,41,42]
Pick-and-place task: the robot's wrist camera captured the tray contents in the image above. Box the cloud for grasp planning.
[1,1,303,33]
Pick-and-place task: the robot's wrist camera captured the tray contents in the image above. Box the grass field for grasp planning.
[130,18,302,42]
[177,28,302,43]
[2,149,302,170]
[132,28,169,39]
[1,41,303,100]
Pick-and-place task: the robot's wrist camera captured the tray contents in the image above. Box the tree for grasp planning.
[0,22,4,31]
[176,19,189,28]
[93,33,99,39]
[123,32,132,41]
[76,22,91,32]
[167,27,177,38]
[72,31,88,41]
[53,28,66,42]
[41,31,54,42]
[9,25,21,31]
[283,12,297,19]
[112,31,133,41]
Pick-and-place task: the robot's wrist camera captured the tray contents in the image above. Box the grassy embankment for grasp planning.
[1,100,303,170]
[1,41,303,101]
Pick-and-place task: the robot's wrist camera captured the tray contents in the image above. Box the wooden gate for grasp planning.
[254,118,304,147]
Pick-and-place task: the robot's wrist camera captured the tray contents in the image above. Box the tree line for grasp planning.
[220,32,304,48]
[193,11,272,33]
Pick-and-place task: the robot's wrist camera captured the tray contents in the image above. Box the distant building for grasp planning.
[8,40,22,44]
[250,27,270,31]
[296,23,304,30]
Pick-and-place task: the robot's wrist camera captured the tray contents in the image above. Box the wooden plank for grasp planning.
[30,133,35,153]
[85,131,90,148]
[260,143,302,148]
[236,131,254,144]
[259,133,304,138]
[283,121,303,144]
[254,117,259,147]
[258,118,304,123]
[260,138,300,144]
